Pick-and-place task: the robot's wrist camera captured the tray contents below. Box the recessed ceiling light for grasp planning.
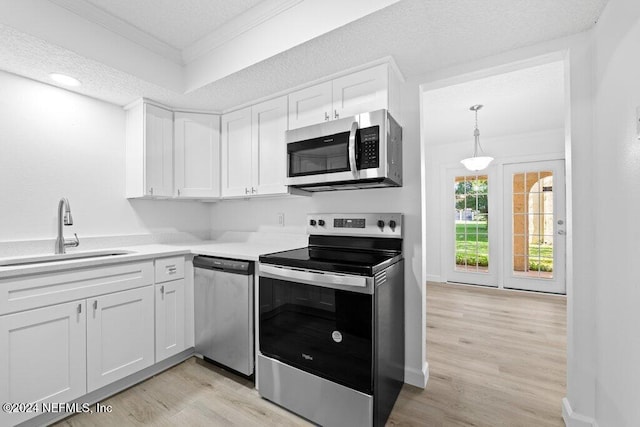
[49,73,81,87]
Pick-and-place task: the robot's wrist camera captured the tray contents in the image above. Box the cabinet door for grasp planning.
[0,301,86,426]
[252,96,289,196]
[87,286,154,392]
[332,64,388,120]
[155,279,186,362]
[145,103,174,197]
[288,81,332,129]
[174,112,220,198]
[221,107,253,197]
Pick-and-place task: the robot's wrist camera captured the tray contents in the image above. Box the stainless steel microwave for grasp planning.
[285,109,402,192]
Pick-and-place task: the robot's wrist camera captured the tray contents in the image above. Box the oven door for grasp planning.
[259,266,374,394]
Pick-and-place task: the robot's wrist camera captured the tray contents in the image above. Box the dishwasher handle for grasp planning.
[193,256,254,275]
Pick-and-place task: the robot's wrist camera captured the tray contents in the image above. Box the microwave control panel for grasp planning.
[358,126,379,169]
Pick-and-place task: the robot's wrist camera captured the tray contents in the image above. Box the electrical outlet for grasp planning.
[277,212,285,227]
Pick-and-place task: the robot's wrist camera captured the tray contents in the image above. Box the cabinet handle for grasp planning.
[177,189,181,196]
[161,285,165,295]
[167,265,177,274]
[251,187,257,194]
[245,187,250,194]
[93,300,97,310]
[149,187,154,195]
[77,303,82,314]
[334,110,339,119]
[324,112,330,121]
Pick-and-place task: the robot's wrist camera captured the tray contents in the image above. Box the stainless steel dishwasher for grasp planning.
[194,256,254,376]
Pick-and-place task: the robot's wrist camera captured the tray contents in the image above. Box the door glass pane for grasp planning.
[454,175,488,273]
[511,171,554,279]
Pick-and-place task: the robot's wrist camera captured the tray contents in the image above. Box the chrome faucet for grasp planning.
[55,197,80,254]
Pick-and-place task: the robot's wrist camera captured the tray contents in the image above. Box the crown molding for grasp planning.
[182,0,303,64]
[49,0,183,65]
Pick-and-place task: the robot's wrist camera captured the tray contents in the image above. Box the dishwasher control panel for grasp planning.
[193,256,254,275]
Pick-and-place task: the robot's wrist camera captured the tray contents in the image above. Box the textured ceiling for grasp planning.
[83,0,264,49]
[0,0,609,112]
[422,61,565,146]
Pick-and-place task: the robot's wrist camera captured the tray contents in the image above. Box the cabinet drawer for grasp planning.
[155,257,185,283]
[0,261,154,316]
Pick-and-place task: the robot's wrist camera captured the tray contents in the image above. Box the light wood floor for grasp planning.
[55,282,566,427]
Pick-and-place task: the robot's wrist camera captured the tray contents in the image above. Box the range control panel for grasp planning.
[307,213,402,238]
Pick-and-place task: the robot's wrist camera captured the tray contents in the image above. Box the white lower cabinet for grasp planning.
[0,257,187,426]
[155,279,186,361]
[0,300,87,426]
[87,286,155,392]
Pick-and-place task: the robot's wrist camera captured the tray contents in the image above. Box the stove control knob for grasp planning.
[377,220,385,229]
[389,220,397,231]
[309,219,317,226]
[318,219,325,226]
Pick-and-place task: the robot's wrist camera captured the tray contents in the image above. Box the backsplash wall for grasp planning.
[0,71,212,245]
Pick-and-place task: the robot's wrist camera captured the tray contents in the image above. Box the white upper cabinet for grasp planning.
[126,102,174,198]
[126,100,221,200]
[288,63,399,129]
[288,81,332,129]
[332,64,389,120]
[221,96,290,198]
[174,112,221,198]
[145,104,175,197]
[221,107,253,197]
[126,101,173,198]
[252,96,289,195]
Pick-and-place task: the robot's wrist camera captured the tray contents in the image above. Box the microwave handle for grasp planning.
[348,121,359,178]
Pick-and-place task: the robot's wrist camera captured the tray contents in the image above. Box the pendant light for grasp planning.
[461,104,493,171]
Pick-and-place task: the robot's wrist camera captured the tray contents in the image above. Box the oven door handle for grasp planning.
[259,264,372,293]
[348,120,359,178]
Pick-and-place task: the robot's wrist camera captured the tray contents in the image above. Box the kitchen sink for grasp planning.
[0,250,135,267]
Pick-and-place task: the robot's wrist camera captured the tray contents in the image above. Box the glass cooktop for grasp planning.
[259,246,401,276]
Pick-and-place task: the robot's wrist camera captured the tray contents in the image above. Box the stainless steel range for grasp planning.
[258,213,404,426]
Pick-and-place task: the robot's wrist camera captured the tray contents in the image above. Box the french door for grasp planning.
[503,160,566,293]
[444,160,566,294]
[445,170,498,287]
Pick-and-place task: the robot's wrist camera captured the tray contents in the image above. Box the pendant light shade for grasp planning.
[461,104,493,171]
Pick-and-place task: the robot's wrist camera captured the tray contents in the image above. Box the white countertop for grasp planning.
[0,232,308,279]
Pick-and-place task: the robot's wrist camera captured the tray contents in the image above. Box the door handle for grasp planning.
[348,121,359,178]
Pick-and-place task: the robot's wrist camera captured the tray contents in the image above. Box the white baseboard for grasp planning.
[426,274,442,283]
[562,397,598,427]
[405,361,429,388]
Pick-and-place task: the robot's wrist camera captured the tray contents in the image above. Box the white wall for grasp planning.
[423,128,565,282]
[407,32,597,425]
[210,79,428,387]
[0,71,211,247]
[591,0,640,425]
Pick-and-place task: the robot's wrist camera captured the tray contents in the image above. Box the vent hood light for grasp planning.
[49,73,81,87]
